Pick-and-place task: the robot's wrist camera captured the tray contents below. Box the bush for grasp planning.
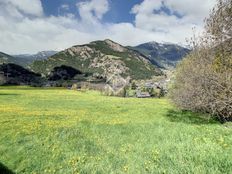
[131,81,137,90]
[170,0,232,122]
[150,88,161,97]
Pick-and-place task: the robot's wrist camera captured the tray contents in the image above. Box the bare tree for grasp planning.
[170,0,232,122]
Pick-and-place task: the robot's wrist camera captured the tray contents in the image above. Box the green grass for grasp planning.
[0,87,232,174]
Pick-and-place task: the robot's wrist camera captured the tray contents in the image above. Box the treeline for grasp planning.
[170,0,232,122]
[0,63,43,86]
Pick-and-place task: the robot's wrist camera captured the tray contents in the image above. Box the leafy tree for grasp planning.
[131,81,137,90]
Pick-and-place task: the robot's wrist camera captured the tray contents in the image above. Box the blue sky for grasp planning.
[0,0,217,54]
[41,0,142,23]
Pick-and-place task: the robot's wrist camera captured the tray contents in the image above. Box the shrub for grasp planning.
[131,81,137,90]
[170,0,232,122]
[150,88,161,97]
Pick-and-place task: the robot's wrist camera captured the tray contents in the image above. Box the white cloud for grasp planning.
[131,0,216,32]
[58,4,71,16]
[61,4,69,11]
[127,0,217,46]
[165,0,216,20]
[76,0,109,23]
[0,0,43,17]
[0,0,217,54]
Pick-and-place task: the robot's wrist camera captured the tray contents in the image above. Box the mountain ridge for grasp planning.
[132,41,190,69]
[0,51,58,67]
[0,52,29,66]
[13,51,58,61]
[30,39,162,80]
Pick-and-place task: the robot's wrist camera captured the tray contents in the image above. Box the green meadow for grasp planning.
[0,87,232,174]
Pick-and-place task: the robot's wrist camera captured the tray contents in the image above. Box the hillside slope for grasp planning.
[0,52,29,66]
[132,42,190,69]
[0,51,48,67]
[30,39,162,80]
[10,51,58,67]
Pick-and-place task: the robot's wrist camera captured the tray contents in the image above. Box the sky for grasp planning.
[0,0,217,54]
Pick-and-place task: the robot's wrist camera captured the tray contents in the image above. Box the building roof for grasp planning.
[136,91,151,98]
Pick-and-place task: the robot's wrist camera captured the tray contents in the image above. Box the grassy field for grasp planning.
[0,87,232,174]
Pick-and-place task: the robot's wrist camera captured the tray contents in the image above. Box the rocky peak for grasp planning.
[64,45,94,57]
[104,39,127,52]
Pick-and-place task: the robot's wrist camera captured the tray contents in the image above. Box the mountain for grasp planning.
[0,52,22,64]
[32,51,58,60]
[13,51,58,66]
[0,51,57,67]
[14,51,58,61]
[30,39,162,80]
[0,52,33,66]
[132,42,190,69]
